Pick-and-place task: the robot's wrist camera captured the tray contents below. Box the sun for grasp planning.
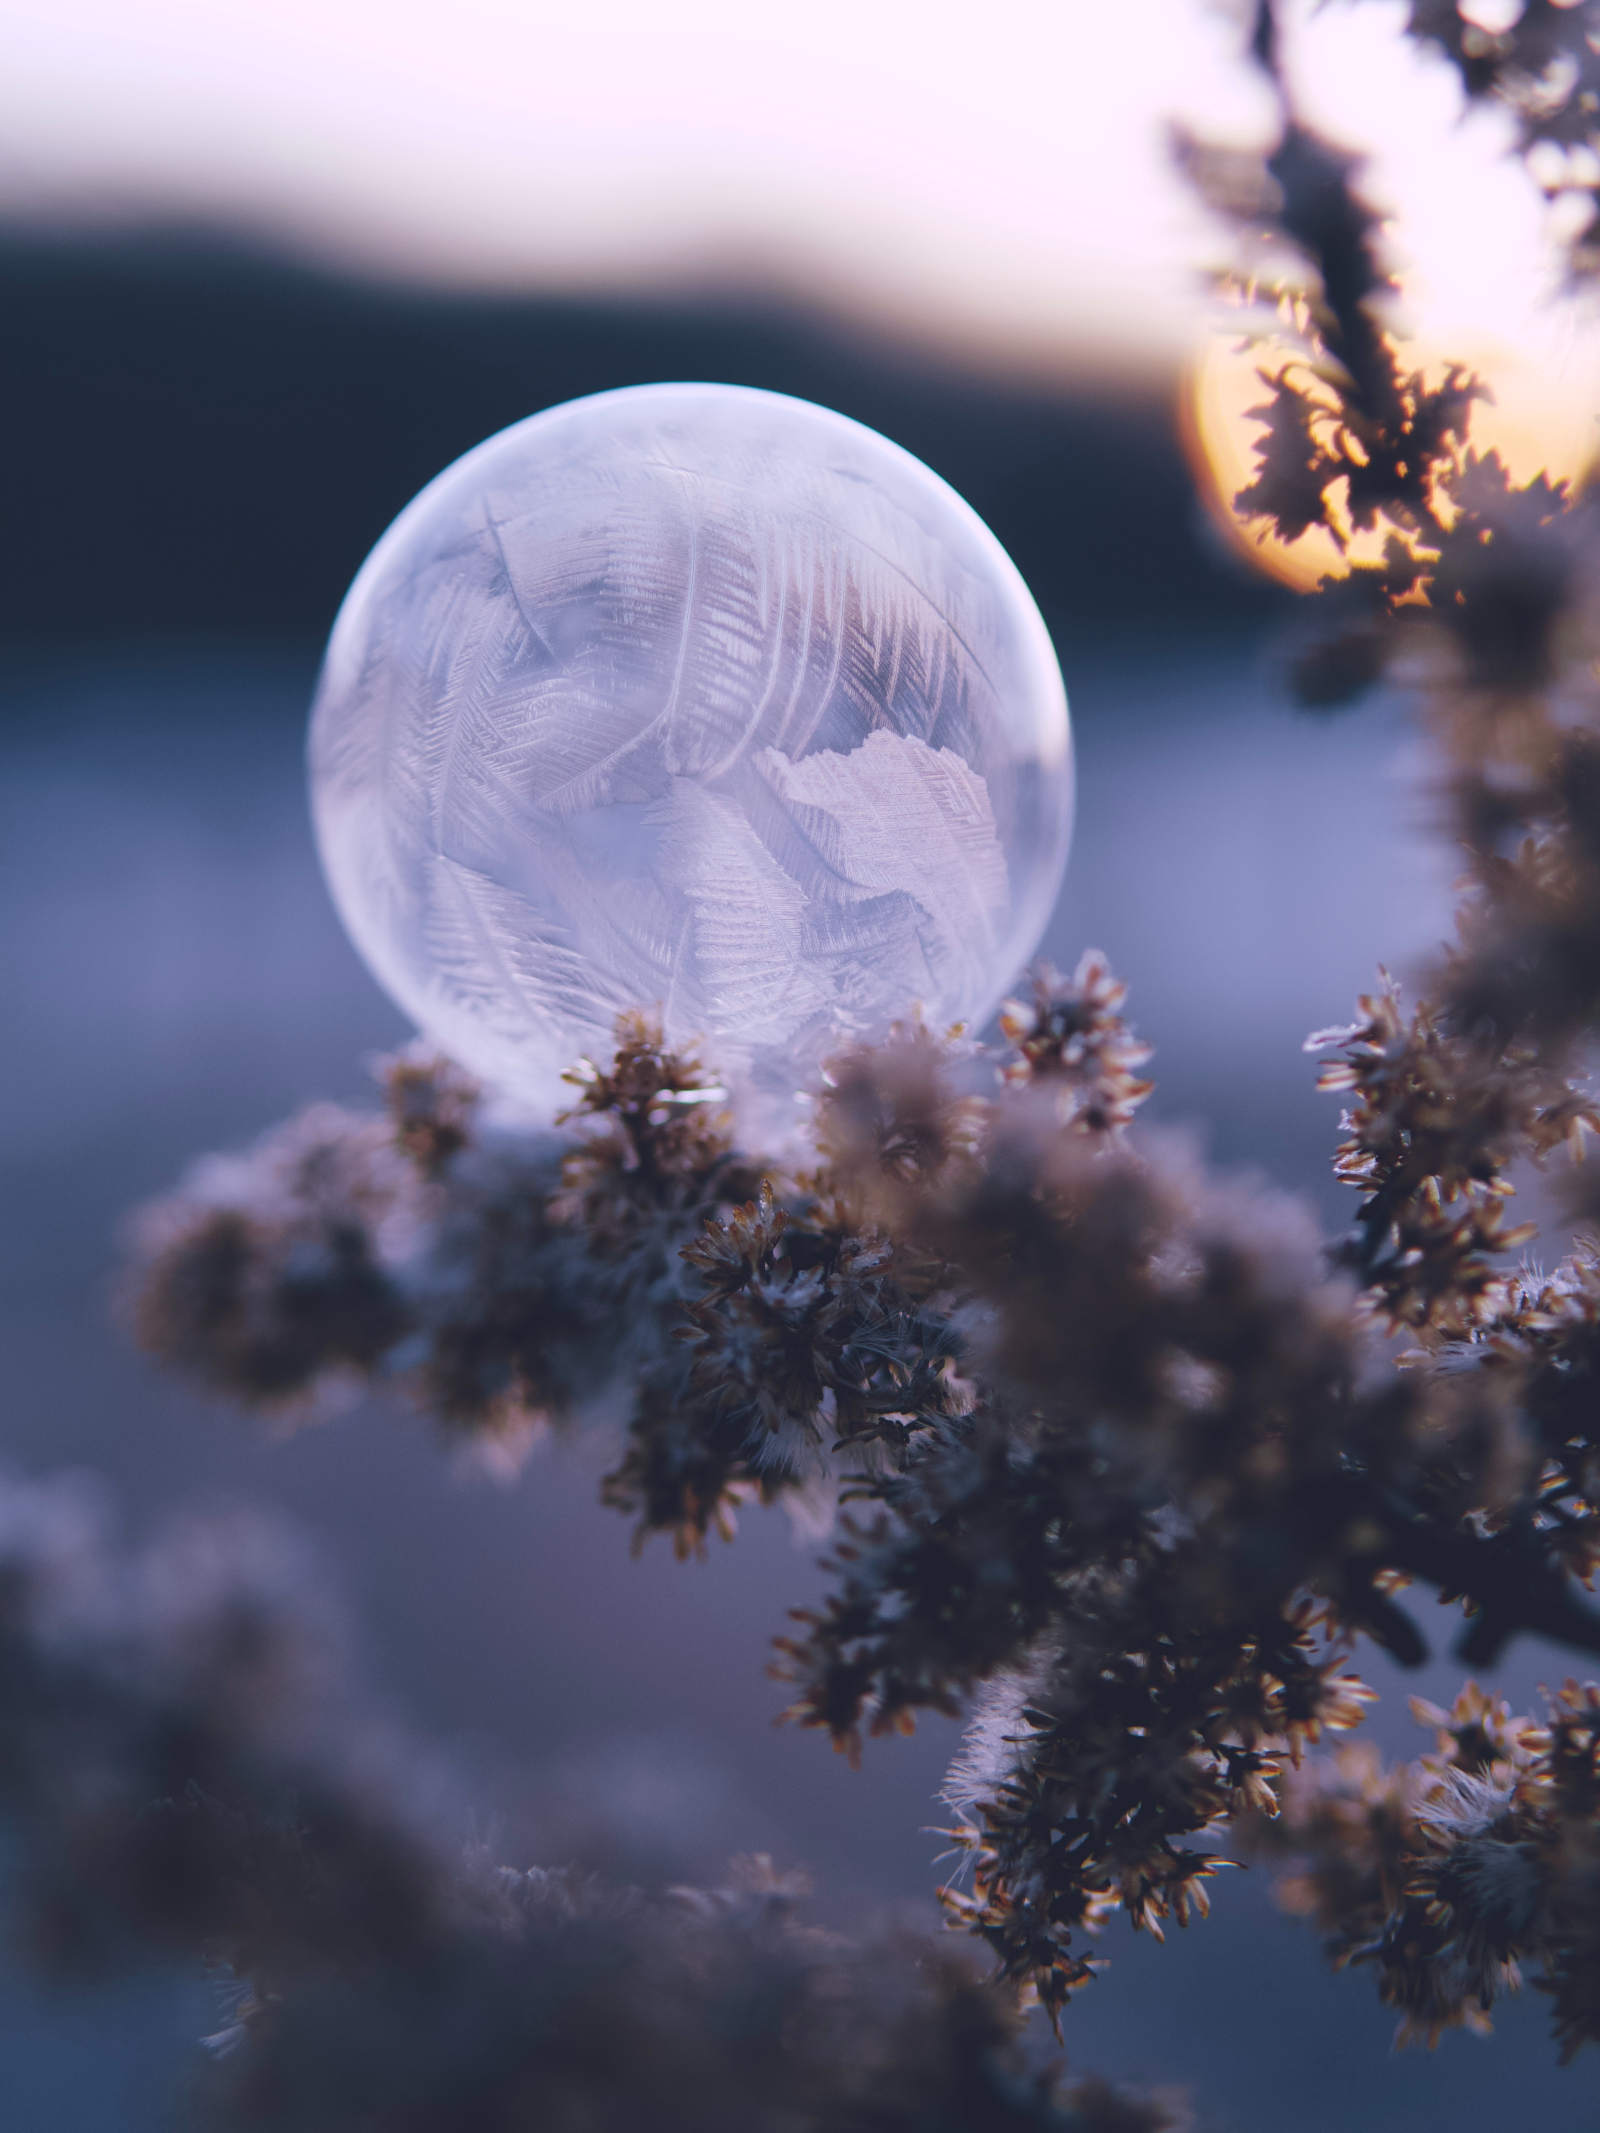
[1183,323,1600,596]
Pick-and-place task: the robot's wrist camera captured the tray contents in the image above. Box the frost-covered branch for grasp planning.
[0,1465,1185,2133]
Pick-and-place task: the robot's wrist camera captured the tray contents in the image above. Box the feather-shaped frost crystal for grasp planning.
[309,384,1072,1106]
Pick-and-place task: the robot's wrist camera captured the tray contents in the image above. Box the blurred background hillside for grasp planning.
[4,0,1599,2125]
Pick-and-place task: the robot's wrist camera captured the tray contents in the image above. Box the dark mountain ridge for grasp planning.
[0,225,1281,647]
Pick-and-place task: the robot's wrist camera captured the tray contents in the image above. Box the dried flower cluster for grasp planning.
[1398,0,1600,282]
[1306,976,1598,1332]
[127,925,1600,2059]
[1250,1677,1600,2058]
[0,1465,1184,2132]
[85,0,1600,2103]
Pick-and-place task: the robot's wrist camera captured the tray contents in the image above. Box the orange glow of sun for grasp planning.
[1182,327,1600,594]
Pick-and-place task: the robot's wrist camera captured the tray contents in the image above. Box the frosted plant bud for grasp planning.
[309,384,1072,1108]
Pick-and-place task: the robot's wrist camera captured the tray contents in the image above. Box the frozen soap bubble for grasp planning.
[309,383,1072,1108]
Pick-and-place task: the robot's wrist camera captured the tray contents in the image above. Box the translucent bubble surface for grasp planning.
[309,383,1072,1105]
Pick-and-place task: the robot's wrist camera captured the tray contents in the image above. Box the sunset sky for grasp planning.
[5,0,1595,397]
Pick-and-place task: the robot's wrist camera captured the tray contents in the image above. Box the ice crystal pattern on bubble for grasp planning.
[309,384,1072,1103]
